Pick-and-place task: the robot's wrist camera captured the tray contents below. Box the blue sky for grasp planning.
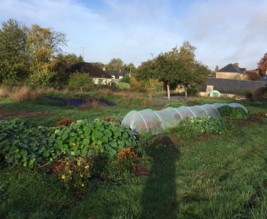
[0,0,266,70]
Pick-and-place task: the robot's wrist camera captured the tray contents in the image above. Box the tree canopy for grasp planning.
[136,41,211,99]
[106,58,124,71]
[0,19,66,86]
[0,19,28,84]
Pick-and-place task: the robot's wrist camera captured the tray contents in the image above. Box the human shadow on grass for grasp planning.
[140,136,180,219]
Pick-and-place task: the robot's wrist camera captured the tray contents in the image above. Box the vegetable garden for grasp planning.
[0,91,267,219]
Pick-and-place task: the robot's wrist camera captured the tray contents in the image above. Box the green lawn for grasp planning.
[0,93,267,219]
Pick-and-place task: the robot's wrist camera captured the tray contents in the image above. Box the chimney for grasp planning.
[234,63,239,67]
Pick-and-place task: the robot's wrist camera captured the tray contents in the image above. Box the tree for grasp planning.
[50,53,83,87]
[26,24,66,86]
[119,74,131,83]
[215,65,219,72]
[137,41,210,99]
[0,19,28,84]
[257,53,267,76]
[106,58,124,71]
[123,63,136,73]
[68,72,93,91]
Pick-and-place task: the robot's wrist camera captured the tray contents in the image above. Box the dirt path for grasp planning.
[0,106,54,120]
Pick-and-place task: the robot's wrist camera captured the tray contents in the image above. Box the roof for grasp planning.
[67,62,112,78]
[218,63,246,74]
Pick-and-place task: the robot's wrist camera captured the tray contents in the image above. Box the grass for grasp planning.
[0,89,267,218]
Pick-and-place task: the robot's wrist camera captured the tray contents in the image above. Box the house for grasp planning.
[216,63,247,80]
[105,69,130,83]
[67,62,112,85]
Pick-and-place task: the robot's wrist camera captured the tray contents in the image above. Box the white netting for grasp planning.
[121,103,247,134]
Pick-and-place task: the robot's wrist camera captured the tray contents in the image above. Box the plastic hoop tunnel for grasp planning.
[121,103,247,135]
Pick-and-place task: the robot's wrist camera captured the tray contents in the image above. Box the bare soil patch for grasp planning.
[0,106,54,120]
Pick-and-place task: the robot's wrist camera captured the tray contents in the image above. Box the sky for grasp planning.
[0,0,266,70]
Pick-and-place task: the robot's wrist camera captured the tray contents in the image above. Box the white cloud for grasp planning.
[0,0,266,69]
[181,0,267,70]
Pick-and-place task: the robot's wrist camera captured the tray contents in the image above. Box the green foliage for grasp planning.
[165,102,183,108]
[106,58,124,71]
[217,106,249,119]
[0,168,72,218]
[51,53,83,87]
[68,72,93,91]
[27,70,57,88]
[116,82,131,90]
[136,41,211,97]
[0,96,267,218]
[0,118,139,192]
[174,117,231,139]
[53,119,137,159]
[0,19,66,87]
[0,19,29,84]
[26,24,66,76]
[119,74,131,83]
[0,119,58,168]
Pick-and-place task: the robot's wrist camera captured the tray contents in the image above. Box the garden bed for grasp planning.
[46,96,116,107]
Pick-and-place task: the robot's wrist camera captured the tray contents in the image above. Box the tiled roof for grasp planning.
[68,62,112,78]
[218,64,246,73]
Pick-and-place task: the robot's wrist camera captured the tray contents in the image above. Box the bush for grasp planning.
[57,156,92,191]
[53,119,137,159]
[174,117,231,139]
[217,106,249,119]
[116,82,131,90]
[252,87,267,101]
[68,72,93,91]
[119,75,131,83]
[27,71,56,88]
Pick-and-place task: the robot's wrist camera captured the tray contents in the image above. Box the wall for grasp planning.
[215,72,247,80]
[92,78,112,85]
[207,78,267,93]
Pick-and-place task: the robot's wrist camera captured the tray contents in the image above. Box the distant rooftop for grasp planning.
[218,63,246,74]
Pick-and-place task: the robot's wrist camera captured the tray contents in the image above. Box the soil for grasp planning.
[0,106,54,120]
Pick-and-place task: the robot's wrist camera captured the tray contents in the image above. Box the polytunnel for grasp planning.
[121,103,247,135]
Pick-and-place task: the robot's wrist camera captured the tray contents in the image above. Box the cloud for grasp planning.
[0,0,266,69]
[181,0,267,69]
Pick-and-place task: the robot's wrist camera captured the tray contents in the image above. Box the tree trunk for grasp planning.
[167,81,170,100]
[184,88,188,99]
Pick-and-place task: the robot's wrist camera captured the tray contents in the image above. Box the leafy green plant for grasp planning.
[0,119,59,168]
[165,102,183,108]
[217,106,249,119]
[174,116,231,139]
[53,119,137,159]
[68,72,93,91]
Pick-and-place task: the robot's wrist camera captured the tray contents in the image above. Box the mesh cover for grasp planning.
[121,103,247,134]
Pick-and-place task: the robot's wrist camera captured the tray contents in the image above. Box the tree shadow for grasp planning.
[140,136,180,219]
